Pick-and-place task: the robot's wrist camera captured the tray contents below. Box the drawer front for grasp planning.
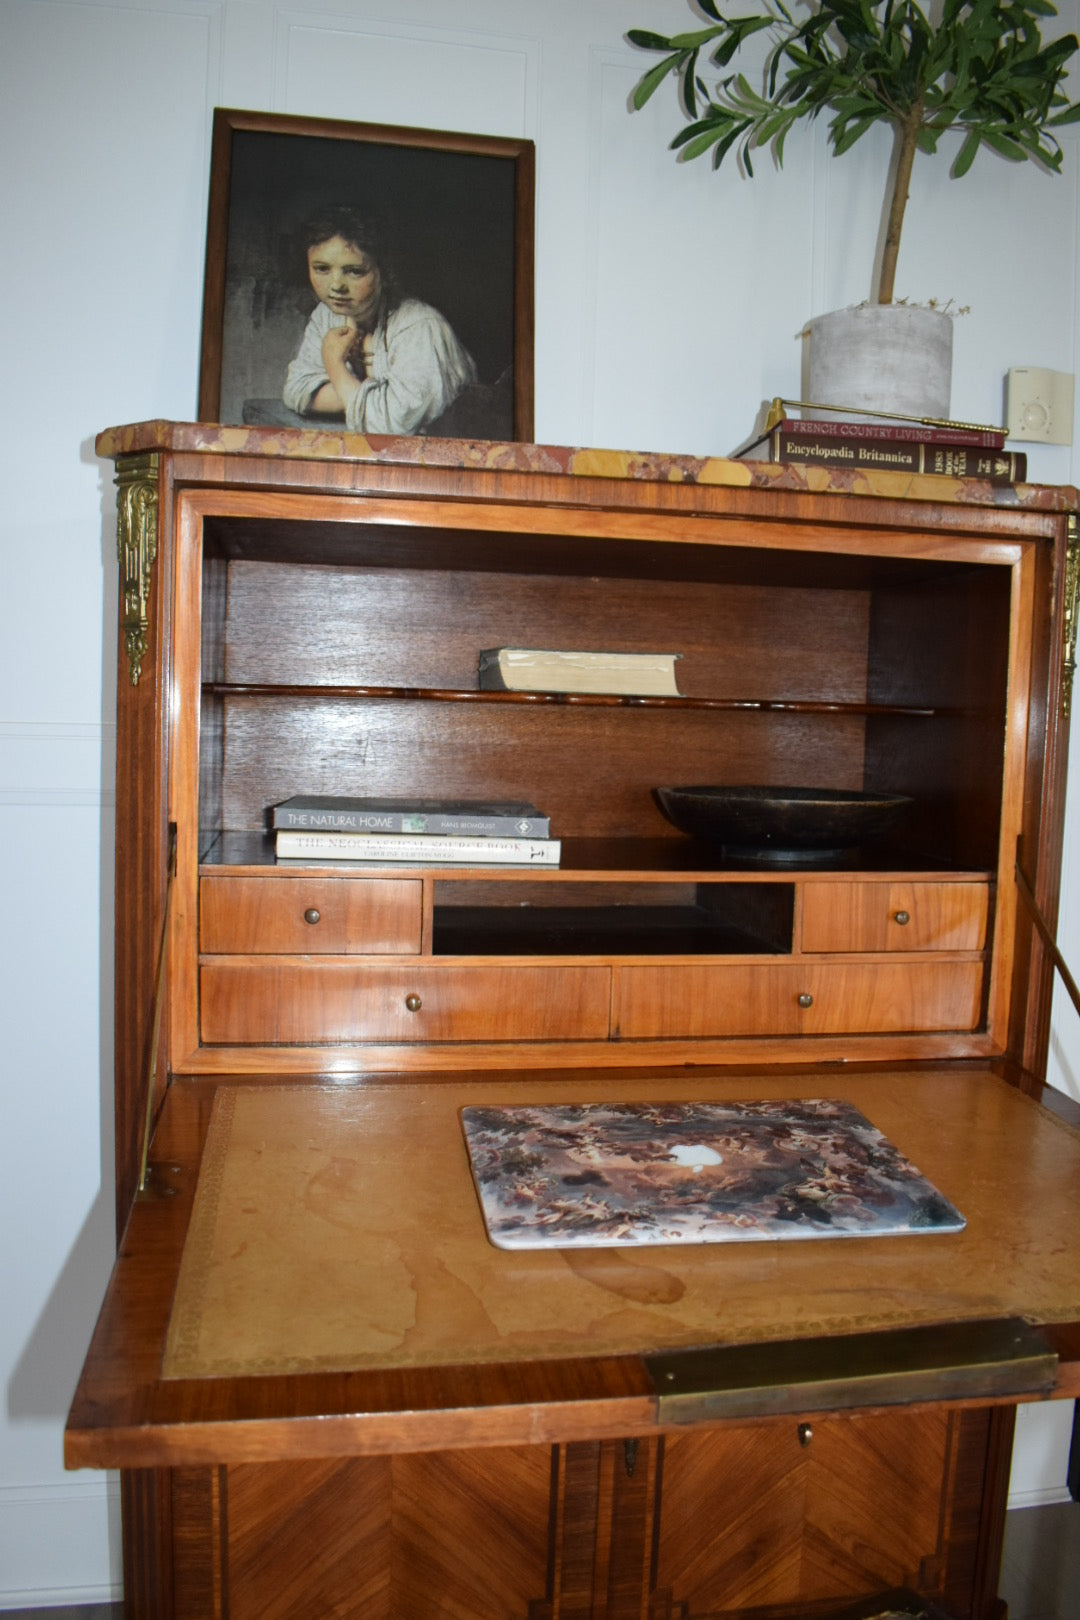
[614,961,985,1038]
[200,875,422,955]
[801,881,989,953]
[200,962,611,1044]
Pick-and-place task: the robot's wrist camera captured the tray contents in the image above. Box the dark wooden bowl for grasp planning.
[654,785,912,864]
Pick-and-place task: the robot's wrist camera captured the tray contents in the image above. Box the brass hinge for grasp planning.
[647,1318,1057,1424]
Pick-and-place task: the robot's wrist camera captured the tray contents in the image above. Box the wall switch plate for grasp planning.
[1005,367,1074,444]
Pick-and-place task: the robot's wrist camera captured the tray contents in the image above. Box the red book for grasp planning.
[739,416,1007,452]
[739,428,1025,484]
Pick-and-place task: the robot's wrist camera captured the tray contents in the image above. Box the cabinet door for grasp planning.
[614,961,984,1037]
[200,962,611,1043]
[200,875,423,954]
[154,1406,1005,1619]
[167,1449,554,1620]
[650,1406,998,1617]
[802,881,989,953]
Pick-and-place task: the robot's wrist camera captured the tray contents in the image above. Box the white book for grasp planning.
[275,829,561,865]
[478,647,682,696]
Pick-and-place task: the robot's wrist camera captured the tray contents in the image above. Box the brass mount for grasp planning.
[115,452,160,686]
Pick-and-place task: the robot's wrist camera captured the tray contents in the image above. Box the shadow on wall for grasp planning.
[6,439,121,1434]
[7,1189,118,1424]
[1048,1022,1079,1098]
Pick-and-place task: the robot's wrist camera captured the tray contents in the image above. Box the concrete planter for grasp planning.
[806,304,953,423]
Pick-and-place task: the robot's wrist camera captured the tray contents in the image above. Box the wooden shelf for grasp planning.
[203,681,937,717]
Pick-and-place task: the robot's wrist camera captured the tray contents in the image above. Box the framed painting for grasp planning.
[198,108,535,441]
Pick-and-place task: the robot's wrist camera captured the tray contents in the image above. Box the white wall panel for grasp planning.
[276,11,534,133]
[587,45,820,456]
[0,724,116,807]
[0,0,220,721]
[0,1479,120,1608]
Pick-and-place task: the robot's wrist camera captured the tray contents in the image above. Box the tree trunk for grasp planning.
[878,101,924,304]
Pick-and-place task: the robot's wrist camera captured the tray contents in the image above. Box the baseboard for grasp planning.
[0,1583,123,1608]
[1006,1484,1075,1510]
[0,1478,122,1607]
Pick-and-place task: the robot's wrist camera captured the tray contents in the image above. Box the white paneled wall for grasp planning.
[1,0,1077,1600]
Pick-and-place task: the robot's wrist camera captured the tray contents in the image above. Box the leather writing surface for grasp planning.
[163,1069,1080,1381]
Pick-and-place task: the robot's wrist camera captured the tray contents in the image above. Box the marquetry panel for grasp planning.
[389,1446,552,1620]
[651,1409,956,1616]
[170,1449,555,1620]
[227,1458,391,1619]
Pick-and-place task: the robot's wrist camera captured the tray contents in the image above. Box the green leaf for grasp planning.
[952,127,982,174]
[680,48,701,117]
[630,52,683,110]
[712,125,747,166]
[756,108,798,145]
[668,27,728,50]
[714,15,774,66]
[626,30,675,50]
[670,113,732,149]
[679,124,735,160]
[980,125,1030,159]
[832,114,878,151]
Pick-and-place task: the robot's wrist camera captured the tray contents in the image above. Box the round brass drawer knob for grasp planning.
[303,907,321,925]
[405,993,423,1013]
[797,992,814,1009]
[894,909,911,925]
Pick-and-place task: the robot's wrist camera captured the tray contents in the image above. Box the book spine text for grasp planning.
[275,832,561,864]
[772,434,1026,482]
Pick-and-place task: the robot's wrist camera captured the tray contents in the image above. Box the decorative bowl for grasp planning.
[654,785,912,864]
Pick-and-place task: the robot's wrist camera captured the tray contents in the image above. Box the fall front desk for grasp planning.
[66,425,1080,1619]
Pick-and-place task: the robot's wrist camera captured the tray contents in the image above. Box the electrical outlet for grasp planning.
[1005,367,1074,444]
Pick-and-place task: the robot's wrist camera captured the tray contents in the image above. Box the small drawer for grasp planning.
[800,881,989,954]
[200,962,612,1044]
[200,874,422,955]
[614,961,985,1038]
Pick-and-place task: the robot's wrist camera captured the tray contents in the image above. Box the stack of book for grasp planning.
[272,796,560,866]
[735,416,1026,484]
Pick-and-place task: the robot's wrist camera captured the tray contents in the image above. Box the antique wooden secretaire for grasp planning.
[66,422,1080,1619]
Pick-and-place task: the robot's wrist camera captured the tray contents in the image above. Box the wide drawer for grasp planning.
[800,881,989,954]
[614,961,985,1038]
[199,962,612,1043]
[200,875,423,955]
